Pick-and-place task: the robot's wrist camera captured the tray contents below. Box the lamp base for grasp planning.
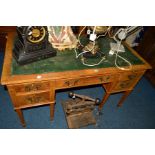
[82,41,105,58]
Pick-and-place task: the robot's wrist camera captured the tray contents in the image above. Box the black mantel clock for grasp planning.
[13,26,57,65]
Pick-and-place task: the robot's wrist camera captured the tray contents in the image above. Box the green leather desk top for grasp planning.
[11,37,144,75]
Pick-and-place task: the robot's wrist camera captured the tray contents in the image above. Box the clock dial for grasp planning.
[27,26,46,43]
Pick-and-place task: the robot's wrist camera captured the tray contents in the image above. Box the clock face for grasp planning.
[27,26,46,43]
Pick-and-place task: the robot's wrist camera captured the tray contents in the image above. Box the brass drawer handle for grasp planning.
[99,76,110,83]
[64,80,80,87]
[25,84,42,92]
[26,96,43,104]
[128,74,137,80]
[74,79,80,85]
[34,84,41,90]
[64,81,70,86]
[120,81,130,89]
[25,85,32,92]
[105,76,110,81]
[99,77,103,82]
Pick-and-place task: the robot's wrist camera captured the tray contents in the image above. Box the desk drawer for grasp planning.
[56,74,114,89]
[111,71,144,92]
[111,80,136,92]
[14,82,50,94]
[119,71,143,81]
[16,92,50,107]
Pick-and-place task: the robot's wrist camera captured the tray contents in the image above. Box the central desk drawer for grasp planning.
[56,74,114,89]
[14,82,50,94]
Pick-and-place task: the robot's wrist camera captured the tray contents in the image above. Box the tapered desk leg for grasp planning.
[99,92,110,110]
[117,90,132,107]
[50,103,55,121]
[15,109,26,127]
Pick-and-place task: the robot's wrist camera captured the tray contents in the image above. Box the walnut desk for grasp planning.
[1,32,151,127]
